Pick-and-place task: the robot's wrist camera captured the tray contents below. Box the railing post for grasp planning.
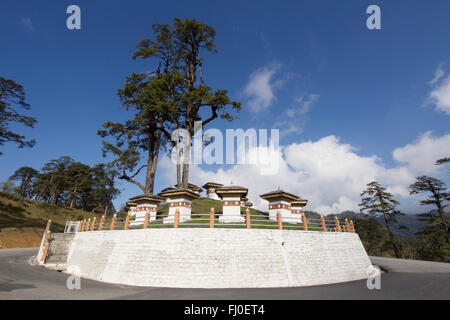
[320,215,327,232]
[40,231,51,262]
[91,217,97,231]
[110,214,117,230]
[86,218,91,231]
[246,208,251,229]
[350,220,355,233]
[334,216,341,232]
[143,212,149,229]
[277,212,283,230]
[78,220,84,232]
[345,218,350,233]
[124,213,130,230]
[302,212,308,231]
[209,208,214,228]
[174,209,179,228]
[38,220,52,263]
[98,215,105,231]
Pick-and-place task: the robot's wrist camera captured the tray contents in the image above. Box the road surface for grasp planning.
[0,248,449,299]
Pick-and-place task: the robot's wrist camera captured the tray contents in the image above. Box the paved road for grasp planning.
[0,248,449,300]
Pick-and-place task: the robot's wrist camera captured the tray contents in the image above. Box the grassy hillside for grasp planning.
[0,192,103,249]
[157,197,268,217]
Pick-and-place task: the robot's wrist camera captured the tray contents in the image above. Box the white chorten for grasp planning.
[216,183,248,223]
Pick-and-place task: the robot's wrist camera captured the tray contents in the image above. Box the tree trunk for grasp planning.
[69,186,77,208]
[434,192,450,246]
[144,125,162,195]
[382,211,401,258]
[175,125,181,188]
[181,130,191,189]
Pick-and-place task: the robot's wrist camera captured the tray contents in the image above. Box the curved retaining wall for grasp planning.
[66,228,373,288]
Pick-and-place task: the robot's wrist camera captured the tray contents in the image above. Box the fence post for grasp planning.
[110,214,117,230]
[277,212,283,230]
[86,218,91,231]
[124,213,130,230]
[334,216,341,232]
[350,220,355,233]
[209,208,214,228]
[78,220,84,232]
[345,218,351,233]
[40,231,51,262]
[98,215,105,231]
[246,208,251,229]
[91,217,97,231]
[302,212,308,231]
[143,212,149,229]
[174,209,180,228]
[320,215,327,232]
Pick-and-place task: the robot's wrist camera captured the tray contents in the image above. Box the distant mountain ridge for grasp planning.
[303,210,449,238]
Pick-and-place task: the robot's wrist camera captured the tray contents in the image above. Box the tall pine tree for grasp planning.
[359,181,404,258]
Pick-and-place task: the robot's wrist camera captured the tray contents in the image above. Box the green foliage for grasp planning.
[8,166,38,198]
[105,18,242,192]
[0,77,37,155]
[0,181,15,193]
[359,181,404,258]
[5,157,120,215]
[359,181,404,223]
[435,157,450,165]
[353,218,394,257]
[409,175,450,248]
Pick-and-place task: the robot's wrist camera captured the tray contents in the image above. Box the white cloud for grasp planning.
[429,75,450,115]
[429,64,445,85]
[294,93,320,114]
[426,64,450,115]
[243,63,284,113]
[158,132,450,215]
[275,93,320,137]
[393,131,450,174]
[21,17,35,32]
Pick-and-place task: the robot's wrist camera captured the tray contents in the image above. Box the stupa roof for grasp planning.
[291,199,308,207]
[158,188,200,200]
[216,183,248,198]
[259,188,300,201]
[125,201,137,207]
[187,183,202,192]
[202,182,224,189]
[129,194,165,203]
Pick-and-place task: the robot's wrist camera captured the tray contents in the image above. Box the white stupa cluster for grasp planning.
[125,182,307,224]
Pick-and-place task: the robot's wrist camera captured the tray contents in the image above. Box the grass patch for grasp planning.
[0,192,103,235]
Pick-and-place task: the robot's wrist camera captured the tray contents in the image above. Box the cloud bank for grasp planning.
[158,131,450,215]
[427,64,450,115]
[243,63,284,113]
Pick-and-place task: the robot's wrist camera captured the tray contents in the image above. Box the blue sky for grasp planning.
[1,0,450,213]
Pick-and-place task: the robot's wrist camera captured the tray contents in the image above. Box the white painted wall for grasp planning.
[163,198,193,224]
[268,200,301,224]
[66,229,375,288]
[219,196,244,223]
